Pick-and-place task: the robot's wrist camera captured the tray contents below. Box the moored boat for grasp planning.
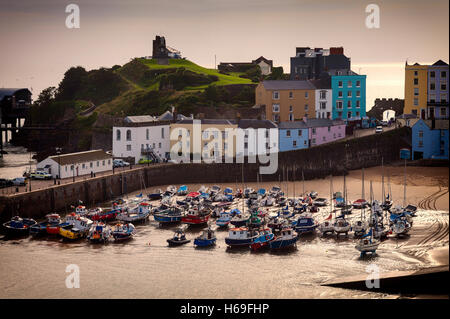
[181,207,211,225]
[117,202,151,223]
[352,199,368,209]
[194,227,216,247]
[333,215,351,237]
[216,211,232,228]
[154,207,183,224]
[4,216,37,237]
[87,222,111,243]
[167,229,190,246]
[177,185,188,196]
[294,214,318,235]
[355,229,380,256]
[111,222,136,241]
[59,214,93,240]
[269,228,298,250]
[250,228,274,251]
[225,227,259,247]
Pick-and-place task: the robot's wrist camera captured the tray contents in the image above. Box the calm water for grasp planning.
[1,191,446,299]
[0,145,36,179]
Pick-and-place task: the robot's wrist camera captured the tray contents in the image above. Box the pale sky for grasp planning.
[0,0,448,109]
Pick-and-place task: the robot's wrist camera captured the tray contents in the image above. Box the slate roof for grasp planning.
[260,80,316,90]
[124,115,157,123]
[176,119,235,125]
[229,119,277,129]
[47,150,112,166]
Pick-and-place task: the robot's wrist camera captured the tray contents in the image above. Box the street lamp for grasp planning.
[56,147,62,180]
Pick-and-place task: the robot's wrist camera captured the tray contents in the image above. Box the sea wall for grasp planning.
[0,127,411,223]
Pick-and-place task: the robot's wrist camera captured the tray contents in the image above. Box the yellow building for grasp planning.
[255,80,316,123]
[169,119,238,161]
[404,62,428,118]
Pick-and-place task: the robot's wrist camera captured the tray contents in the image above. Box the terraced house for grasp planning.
[255,80,316,123]
[330,71,367,120]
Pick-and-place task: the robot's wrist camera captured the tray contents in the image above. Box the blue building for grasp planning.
[412,119,449,160]
[331,72,367,120]
[278,121,309,152]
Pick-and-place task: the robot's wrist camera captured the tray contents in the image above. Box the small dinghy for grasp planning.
[194,227,216,247]
[313,198,328,207]
[111,222,136,241]
[352,199,368,209]
[269,228,298,250]
[318,213,334,236]
[352,220,368,237]
[251,228,274,251]
[309,191,318,199]
[154,207,183,224]
[87,222,111,243]
[3,216,37,237]
[216,211,232,228]
[167,229,190,246]
[244,187,255,198]
[147,189,162,201]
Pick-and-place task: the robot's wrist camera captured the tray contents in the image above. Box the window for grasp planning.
[347,100,351,108]
[305,92,309,98]
[322,136,326,141]
[414,78,418,85]
[116,130,121,141]
[327,126,331,132]
[159,143,161,148]
[430,83,436,90]
[347,111,352,118]
[356,91,360,97]
[412,109,418,115]
[289,91,293,98]
[126,130,131,141]
[320,102,326,109]
[272,114,279,122]
[418,130,423,138]
[336,101,343,109]
[356,80,361,87]
[338,81,343,88]
[82,164,85,169]
[224,142,228,150]
[418,140,423,148]
[90,162,93,168]
[312,138,316,144]
[71,165,74,171]
[320,90,327,99]
[441,71,447,78]
[347,80,352,88]
[356,111,360,117]
[414,71,418,76]
[146,129,149,140]
[293,140,297,147]
[102,160,105,166]
[429,94,436,103]
[298,130,302,136]
[338,91,343,98]
[305,104,309,111]
[414,88,419,96]
[441,94,447,103]
[273,91,279,99]
[441,108,447,116]
[97,161,99,167]
[356,100,361,108]
[304,140,307,146]
[430,71,435,78]
[289,113,294,121]
[161,128,165,138]
[441,83,447,91]
[289,105,293,112]
[272,104,280,112]
[108,160,110,165]
[244,142,248,149]
[413,98,418,106]
[347,91,352,98]
[126,145,131,151]
[312,128,316,134]
[286,130,291,137]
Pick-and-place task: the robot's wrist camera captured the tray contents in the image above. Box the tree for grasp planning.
[56,66,87,101]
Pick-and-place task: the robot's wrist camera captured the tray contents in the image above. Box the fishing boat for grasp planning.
[111,222,136,241]
[244,187,255,198]
[333,215,351,237]
[87,222,111,243]
[86,207,119,222]
[277,196,288,207]
[257,188,266,198]
[229,213,249,227]
[269,186,282,197]
[59,214,93,240]
[247,212,263,228]
[73,205,88,216]
[355,229,380,257]
[30,213,61,237]
[181,207,211,225]
[3,216,37,237]
[177,185,188,196]
[216,211,232,228]
[225,227,259,247]
[234,188,243,198]
[198,185,209,194]
[117,202,151,223]
[352,199,368,209]
[250,228,275,251]
[210,185,221,196]
[390,212,412,236]
[167,229,190,246]
[147,189,162,201]
[224,187,233,196]
[309,191,318,199]
[194,227,216,247]
[153,207,183,224]
[269,228,298,250]
[261,195,275,206]
[313,198,328,207]
[166,185,177,195]
[294,214,318,235]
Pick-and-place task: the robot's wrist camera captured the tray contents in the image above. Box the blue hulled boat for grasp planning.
[294,214,318,235]
[250,228,275,251]
[3,216,37,237]
[194,228,216,247]
[154,207,183,223]
[225,227,259,247]
[269,228,298,250]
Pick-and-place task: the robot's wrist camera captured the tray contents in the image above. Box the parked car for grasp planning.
[0,178,13,189]
[113,159,130,168]
[138,158,152,164]
[11,177,27,186]
[375,126,383,134]
[30,171,52,180]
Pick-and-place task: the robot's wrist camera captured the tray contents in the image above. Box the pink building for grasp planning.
[305,118,346,147]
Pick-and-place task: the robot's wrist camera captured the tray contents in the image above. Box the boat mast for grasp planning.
[362,166,365,200]
[241,162,245,215]
[403,157,407,208]
[381,157,385,203]
[302,169,305,197]
[330,174,334,218]
[293,165,296,199]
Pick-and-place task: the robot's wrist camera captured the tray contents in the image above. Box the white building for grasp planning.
[311,78,332,119]
[36,150,112,179]
[113,116,170,163]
